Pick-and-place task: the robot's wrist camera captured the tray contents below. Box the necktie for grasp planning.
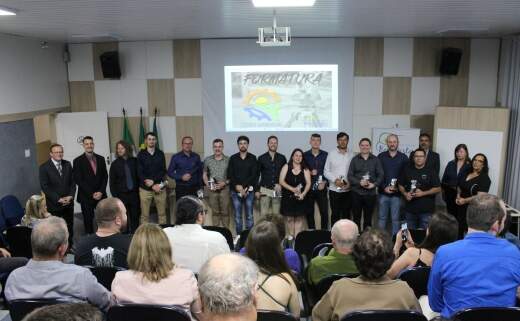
[88,156,97,175]
[124,161,134,190]
[57,161,63,176]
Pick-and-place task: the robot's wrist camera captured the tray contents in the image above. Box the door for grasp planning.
[55,112,111,212]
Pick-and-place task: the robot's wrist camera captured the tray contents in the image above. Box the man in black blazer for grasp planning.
[410,133,440,175]
[73,136,108,235]
[39,143,76,246]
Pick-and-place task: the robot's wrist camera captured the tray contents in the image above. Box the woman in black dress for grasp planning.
[109,140,140,233]
[279,148,311,240]
[455,153,491,238]
[441,144,471,216]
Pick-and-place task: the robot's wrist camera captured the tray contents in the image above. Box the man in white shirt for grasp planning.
[163,196,230,273]
[324,132,353,226]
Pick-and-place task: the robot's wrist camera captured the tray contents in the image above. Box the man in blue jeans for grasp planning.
[227,136,258,234]
[398,148,441,229]
[377,134,408,235]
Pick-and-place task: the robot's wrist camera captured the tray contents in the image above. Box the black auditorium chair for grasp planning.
[5,226,33,258]
[257,309,298,321]
[340,310,427,321]
[203,225,234,251]
[107,304,190,321]
[87,266,126,291]
[294,230,331,265]
[452,307,520,321]
[9,299,68,321]
[311,242,333,259]
[398,266,431,298]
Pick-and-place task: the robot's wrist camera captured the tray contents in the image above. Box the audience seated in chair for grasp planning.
[21,194,51,228]
[239,213,302,275]
[245,221,300,318]
[312,228,420,321]
[198,253,258,321]
[111,223,203,321]
[21,303,103,321]
[307,219,359,285]
[5,216,114,312]
[163,196,229,273]
[75,197,132,268]
[387,212,458,279]
[428,194,520,319]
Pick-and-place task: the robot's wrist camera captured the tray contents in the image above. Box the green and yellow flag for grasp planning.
[122,108,135,150]
[138,107,145,150]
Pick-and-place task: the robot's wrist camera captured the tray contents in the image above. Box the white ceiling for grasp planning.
[0,0,519,42]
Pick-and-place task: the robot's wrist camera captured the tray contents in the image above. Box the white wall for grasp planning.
[0,34,69,115]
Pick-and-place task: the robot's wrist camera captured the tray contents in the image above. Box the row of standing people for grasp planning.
[38,130,491,245]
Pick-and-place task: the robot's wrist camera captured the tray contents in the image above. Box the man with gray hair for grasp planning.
[5,216,114,311]
[428,194,520,319]
[198,253,259,321]
[307,219,359,284]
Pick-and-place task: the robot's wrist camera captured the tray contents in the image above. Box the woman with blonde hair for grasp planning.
[22,194,51,227]
[111,223,203,321]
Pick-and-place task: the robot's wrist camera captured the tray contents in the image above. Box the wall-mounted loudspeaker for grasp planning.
[439,48,462,76]
[100,51,121,79]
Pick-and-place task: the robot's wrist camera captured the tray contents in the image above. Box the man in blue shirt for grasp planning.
[303,133,328,230]
[377,134,408,235]
[428,194,520,319]
[168,136,203,200]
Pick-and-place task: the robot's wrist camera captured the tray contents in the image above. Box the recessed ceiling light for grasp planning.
[0,6,17,16]
[252,0,316,7]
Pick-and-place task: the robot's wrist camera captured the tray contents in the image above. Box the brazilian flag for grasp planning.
[138,108,145,150]
[122,108,135,153]
[153,108,159,150]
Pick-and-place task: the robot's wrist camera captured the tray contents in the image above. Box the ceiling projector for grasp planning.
[257,11,291,47]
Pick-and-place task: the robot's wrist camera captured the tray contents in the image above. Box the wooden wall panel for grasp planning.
[439,39,471,107]
[413,38,442,76]
[173,39,201,78]
[176,116,204,156]
[70,81,96,112]
[410,114,435,136]
[147,79,175,116]
[355,38,384,76]
[382,77,411,114]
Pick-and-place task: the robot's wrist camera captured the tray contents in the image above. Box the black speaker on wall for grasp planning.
[439,48,462,76]
[100,51,121,79]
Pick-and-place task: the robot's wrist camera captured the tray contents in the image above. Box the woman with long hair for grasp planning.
[455,153,491,238]
[279,148,311,239]
[387,212,459,278]
[245,221,300,317]
[441,144,471,216]
[111,223,203,320]
[22,194,51,227]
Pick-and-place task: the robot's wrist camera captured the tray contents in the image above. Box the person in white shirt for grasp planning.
[163,196,230,273]
[324,132,354,226]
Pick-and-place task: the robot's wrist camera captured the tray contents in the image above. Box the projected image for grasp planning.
[224,65,338,132]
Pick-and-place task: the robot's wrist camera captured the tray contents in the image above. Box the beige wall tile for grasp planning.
[36,140,52,166]
[410,114,435,136]
[147,79,175,116]
[413,38,442,76]
[173,39,201,78]
[176,116,204,155]
[355,38,383,76]
[69,81,96,112]
[108,116,148,153]
[93,42,119,81]
[382,77,411,114]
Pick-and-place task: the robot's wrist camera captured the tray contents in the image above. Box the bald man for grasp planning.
[308,219,359,285]
[198,253,259,321]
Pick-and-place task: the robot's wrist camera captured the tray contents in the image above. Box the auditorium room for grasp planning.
[0,0,519,320]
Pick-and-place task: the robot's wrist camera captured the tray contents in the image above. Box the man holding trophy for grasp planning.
[377,134,409,235]
[347,138,384,231]
[203,138,230,228]
[399,148,441,229]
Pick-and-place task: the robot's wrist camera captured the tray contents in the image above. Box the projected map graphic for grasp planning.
[225,65,338,132]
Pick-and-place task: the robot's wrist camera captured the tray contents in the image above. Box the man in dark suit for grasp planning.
[73,136,108,235]
[39,143,76,246]
[410,133,440,175]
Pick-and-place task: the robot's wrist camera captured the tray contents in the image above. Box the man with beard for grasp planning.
[377,134,408,235]
[256,136,286,217]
